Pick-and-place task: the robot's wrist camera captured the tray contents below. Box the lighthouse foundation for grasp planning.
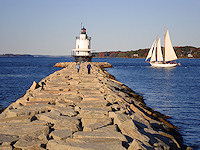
[73,56,92,62]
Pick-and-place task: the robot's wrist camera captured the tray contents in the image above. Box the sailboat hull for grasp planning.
[150,62,177,67]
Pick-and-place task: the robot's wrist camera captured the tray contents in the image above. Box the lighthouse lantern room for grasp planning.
[72,27,93,62]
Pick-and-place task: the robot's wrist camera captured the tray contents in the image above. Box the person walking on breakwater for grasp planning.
[87,63,92,74]
[76,63,80,73]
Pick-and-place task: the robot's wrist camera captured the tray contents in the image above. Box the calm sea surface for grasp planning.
[0,57,199,149]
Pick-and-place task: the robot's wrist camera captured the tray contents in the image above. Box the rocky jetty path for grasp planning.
[0,62,188,150]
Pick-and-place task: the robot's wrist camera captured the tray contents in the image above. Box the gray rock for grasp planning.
[66,138,126,150]
[0,122,49,138]
[109,112,150,143]
[78,101,108,108]
[93,125,117,132]
[118,91,129,98]
[14,135,47,150]
[78,83,101,89]
[79,89,101,95]
[29,81,40,91]
[0,145,12,150]
[36,111,80,131]
[80,107,109,114]
[73,131,126,141]
[58,95,83,104]
[0,115,33,123]
[130,112,151,129]
[112,112,131,126]
[83,119,112,131]
[74,106,81,112]
[128,139,149,150]
[82,95,105,101]
[0,134,19,144]
[50,129,72,140]
[52,106,77,117]
[82,118,111,127]
[79,112,108,119]
[2,104,50,118]
[110,104,121,111]
[47,140,87,150]
[118,119,150,143]
[35,110,61,122]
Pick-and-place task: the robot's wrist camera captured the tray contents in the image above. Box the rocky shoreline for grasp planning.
[0,62,190,150]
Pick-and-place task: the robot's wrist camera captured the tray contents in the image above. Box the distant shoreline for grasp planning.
[0,54,71,58]
[1,46,200,58]
[1,55,199,59]
[93,46,200,58]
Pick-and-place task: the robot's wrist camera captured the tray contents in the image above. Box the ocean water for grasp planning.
[0,57,199,149]
[0,57,73,108]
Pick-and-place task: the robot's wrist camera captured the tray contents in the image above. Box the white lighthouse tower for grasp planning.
[71,26,92,62]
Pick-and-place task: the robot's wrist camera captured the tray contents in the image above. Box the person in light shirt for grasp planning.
[76,63,80,73]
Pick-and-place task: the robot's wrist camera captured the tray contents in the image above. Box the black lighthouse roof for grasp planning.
[81,27,86,34]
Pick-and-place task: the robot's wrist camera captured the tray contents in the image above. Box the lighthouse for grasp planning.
[71,26,93,62]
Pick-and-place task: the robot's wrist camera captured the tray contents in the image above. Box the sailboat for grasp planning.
[146,28,178,67]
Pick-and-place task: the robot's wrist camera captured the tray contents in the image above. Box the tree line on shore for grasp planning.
[1,46,199,58]
[93,46,200,58]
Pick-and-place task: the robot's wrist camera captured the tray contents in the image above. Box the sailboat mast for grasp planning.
[164,26,166,62]
[156,35,158,61]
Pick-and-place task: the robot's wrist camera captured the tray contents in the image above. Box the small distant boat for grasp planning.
[146,28,178,67]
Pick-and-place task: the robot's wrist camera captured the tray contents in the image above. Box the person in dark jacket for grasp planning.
[87,63,92,74]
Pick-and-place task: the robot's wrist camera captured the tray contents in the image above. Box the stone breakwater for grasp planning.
[0,62,189,150]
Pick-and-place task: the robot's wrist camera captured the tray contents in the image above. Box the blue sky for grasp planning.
[0,0,199,55]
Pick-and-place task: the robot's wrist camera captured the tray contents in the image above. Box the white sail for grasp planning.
[157,38,163,61]
[150,42,156,62]
[146,40,156,61]
[165,30,178,62]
